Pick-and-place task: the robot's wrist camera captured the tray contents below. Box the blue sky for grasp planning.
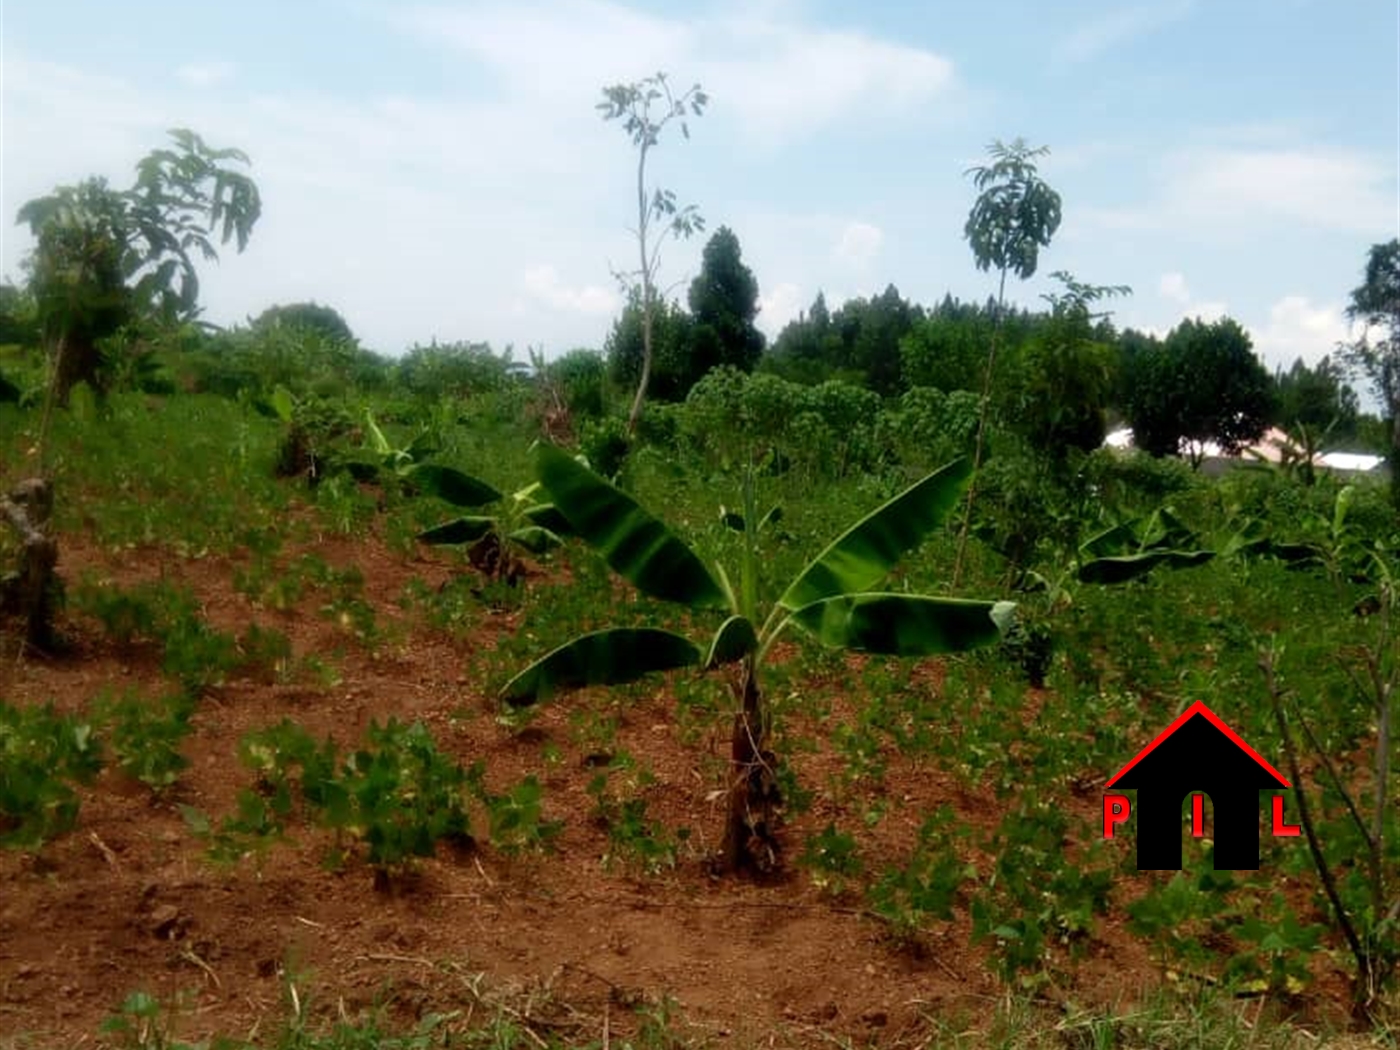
[2,0,1397,376]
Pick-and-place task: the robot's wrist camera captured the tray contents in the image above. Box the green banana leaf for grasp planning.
[506,526,564,554]
[535,443,727,609]
[787,593,1014,655]
[500,627,702,706]
[1080,521,1140,559]
[705,616,758,668]
[778,458,971,612]
[1077,549,1215,585]
[522,502,573,536]
[408,464,502,507]
[418,516,496,545]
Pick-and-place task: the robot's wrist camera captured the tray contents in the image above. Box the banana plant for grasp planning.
[501,445,1014,873]
[418,479,574,585]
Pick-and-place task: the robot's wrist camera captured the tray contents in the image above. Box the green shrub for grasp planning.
[0,701,103,848]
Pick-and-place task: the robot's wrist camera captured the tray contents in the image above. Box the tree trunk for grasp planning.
[1,478,60,650]
[54,330,102,407]
[719,657,781,874]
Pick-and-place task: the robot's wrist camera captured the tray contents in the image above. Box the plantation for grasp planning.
[1,129,1398,1049]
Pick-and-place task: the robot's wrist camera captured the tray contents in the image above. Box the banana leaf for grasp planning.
[500,627,702,705]
[418,516,496,545]
[779,457,971,612]
[705,616,758,668]
[1077,549,1214,585]
[408,464,502,507]
[787,593,1013,655]
[535,443,726,609]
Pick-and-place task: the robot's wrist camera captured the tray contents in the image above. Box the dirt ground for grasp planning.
[0,523,1367,1047]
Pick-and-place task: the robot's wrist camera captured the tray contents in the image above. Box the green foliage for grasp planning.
[1124,317,1273,461]
[799,822,863,894]
[964,139,1062,283]
[1341,238,1400,507]
[209,718,475,881]
[70,577,241,692]
[92,687,196,792]
[605,291,696,402]
[867,808,970,944]
[685,225,765,385]
[395,340,525,401]
[19,128,261,401]
[0,700,103,848]
[252,301,356,345]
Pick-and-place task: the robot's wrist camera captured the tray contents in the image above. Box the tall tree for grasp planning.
[597,73,707,435]
[1272,356,1359,436]
[687,226,765,386]
[1125,316,1272,464]
[954,138,1063,584]
[1342,239,1400,507]
[18,129,260,408]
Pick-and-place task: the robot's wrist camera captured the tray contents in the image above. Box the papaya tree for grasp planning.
[501,446,1014,873]
[17,128,261,411]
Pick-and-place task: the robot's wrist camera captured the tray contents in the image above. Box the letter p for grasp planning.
[1103,794,1131,839]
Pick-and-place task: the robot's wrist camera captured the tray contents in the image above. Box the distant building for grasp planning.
[1100,427,1387,477]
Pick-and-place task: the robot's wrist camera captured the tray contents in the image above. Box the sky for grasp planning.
[2,0,1398,380]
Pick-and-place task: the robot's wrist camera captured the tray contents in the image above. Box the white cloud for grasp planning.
[1056,0,1194,65]
[758,281,803,336]
[1158,272,1190,304]
[390,1,957,147]
[1083,145,1396,238]
[832,222,883,267]
[521,265,618,316]
[1251,295,1350,371]
[175,61,236,89]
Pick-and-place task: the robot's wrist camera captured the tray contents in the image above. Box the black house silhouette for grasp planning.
[1107,701,1290,870]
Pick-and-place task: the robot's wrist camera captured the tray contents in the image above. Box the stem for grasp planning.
[35,328,69,475]
[952,266,1008,589]
[1368,590,1393,925]
[626,139,652,436]
[719,654,776,874]
[1260,644,1372,1001]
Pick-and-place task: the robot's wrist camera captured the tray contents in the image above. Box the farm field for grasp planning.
[1,379,1396,1049]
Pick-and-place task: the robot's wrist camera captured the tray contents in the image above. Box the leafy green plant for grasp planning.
[799,821,863,896]
[867,807,969,946]
[92,687,195,792]
[502,445,1013,873]
[0,700,103,848]
[470,768,563,855]
[417,476,573,586]
[585,754,684,874]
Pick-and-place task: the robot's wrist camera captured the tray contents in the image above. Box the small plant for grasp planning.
[92,687,196,792]
[471,769,563,855]
[206,718,475,886]
[867,807,969,947]
[586,754,682,874]
[799,822,863,895]
[418,476,574,587]
[0,700,103,848]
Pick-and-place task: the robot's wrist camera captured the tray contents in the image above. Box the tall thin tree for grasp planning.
[952,139,1062,587]
[597,73,707,435]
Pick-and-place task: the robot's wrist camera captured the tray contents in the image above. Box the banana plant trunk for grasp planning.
[720,655,780,874]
